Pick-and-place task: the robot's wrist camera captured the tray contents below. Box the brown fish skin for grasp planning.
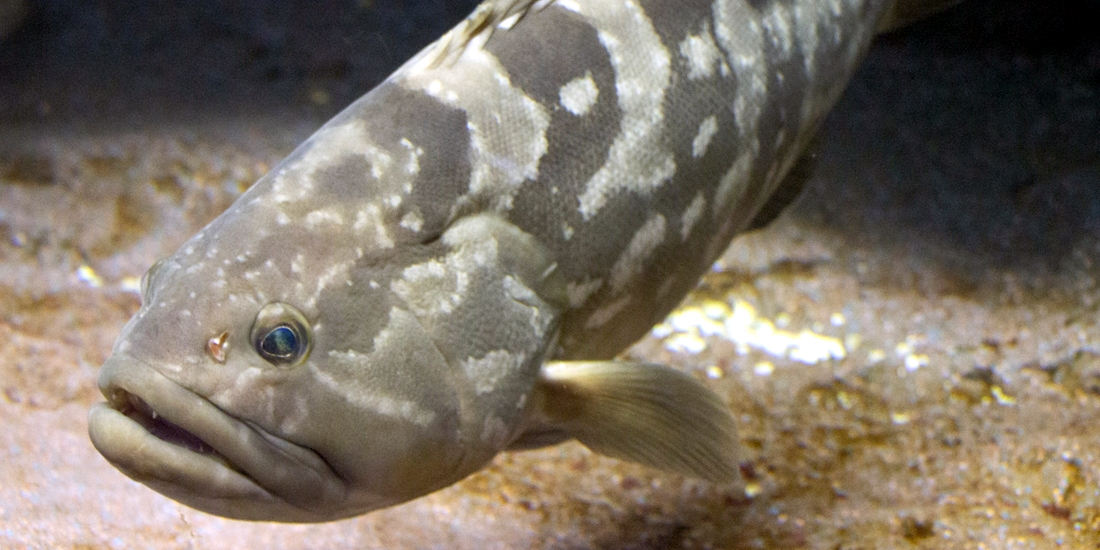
[88,0,943,523]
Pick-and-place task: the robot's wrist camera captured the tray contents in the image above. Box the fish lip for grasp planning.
[89,355,349,522]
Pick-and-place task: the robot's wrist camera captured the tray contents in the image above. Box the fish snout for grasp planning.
[89,354,351,522]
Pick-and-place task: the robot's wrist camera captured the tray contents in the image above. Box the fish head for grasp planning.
[90,236,463,521]
[87,82,569,521]
[88,173,566,522]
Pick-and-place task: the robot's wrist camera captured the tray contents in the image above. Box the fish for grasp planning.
[87,0,952,523]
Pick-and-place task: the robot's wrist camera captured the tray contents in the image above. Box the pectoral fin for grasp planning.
[530,361,739,484]
[745,134,819,233]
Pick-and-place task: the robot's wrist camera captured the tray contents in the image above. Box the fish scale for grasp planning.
[88,0,951,523]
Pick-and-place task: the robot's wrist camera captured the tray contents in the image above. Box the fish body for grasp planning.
[89,0,934,522]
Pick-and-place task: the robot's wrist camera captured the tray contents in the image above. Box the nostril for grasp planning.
[207,331,229,363]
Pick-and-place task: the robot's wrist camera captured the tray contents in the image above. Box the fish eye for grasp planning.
[261,325,298,358]
[251,302,312,367]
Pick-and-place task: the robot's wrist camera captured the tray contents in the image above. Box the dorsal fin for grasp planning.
[429,0,553,68]
[877,0,963,33]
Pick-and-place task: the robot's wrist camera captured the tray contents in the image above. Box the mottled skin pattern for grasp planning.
[88,0,911,523]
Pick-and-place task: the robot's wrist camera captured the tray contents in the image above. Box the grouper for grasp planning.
[88,0,956,522]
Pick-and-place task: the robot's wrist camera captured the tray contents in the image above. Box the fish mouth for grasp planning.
[88,355,348,522]
[115,388,224,454]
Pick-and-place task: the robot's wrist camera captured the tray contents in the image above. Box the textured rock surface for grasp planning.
[1,0,1099,548]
